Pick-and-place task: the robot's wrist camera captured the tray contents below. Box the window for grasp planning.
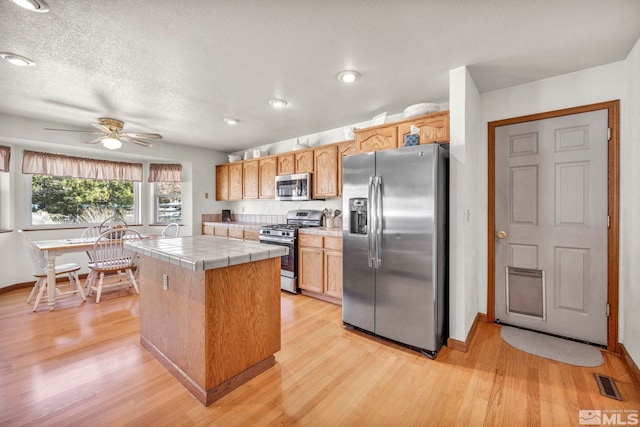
[154,181,182,224]
[29,175,139,226]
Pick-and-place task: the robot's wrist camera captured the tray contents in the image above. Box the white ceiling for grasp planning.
[1,0,639,153]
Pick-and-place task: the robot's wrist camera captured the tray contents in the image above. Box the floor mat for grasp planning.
[500,325,604,367]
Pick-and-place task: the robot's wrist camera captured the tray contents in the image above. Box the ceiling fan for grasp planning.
[45,117,162,150]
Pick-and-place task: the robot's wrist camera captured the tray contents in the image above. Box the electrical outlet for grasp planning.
[162,274,168,290]
[205,192,209,199]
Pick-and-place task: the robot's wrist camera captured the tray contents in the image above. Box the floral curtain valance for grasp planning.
[148,163,182,182]
[22,150,143,182]
[0,145,10,172]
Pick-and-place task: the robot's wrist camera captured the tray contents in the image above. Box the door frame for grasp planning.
[487,100,620,352]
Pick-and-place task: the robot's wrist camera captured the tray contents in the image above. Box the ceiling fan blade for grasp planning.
[91,122,111,133]
[85,137,104,145]
[122,132,162,139]
[121,136,153,147]
[44,128,102,134]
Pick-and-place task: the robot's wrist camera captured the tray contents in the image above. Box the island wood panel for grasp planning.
[277,153,295,175]
[138,255,281,406]
[204,257,281,388]
[215,165,229,201]
[228,163,243,200]
[242,160,259,199]
[258,157,276,198]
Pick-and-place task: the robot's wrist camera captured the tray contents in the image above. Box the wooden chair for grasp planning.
[161,222,180,238]
[86,228,141,303]
[98,216,127,234]
[18,230,85,311]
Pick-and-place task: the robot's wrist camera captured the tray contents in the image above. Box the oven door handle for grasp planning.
[259,236,295,245]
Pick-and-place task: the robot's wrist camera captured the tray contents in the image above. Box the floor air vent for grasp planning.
[593,373,622,400]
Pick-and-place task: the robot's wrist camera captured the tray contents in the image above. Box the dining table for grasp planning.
[32,234,152,311]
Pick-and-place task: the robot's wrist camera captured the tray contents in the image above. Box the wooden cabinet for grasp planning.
[244,229,260,241]
[228,163,243,200]
[277,154,295,175]
[355,125,398,153]
[298,234,343,303]
[215,165,229,201]
[258,157,276,199]
[396,111,449,147]
[295,150,314,173]
[214,226,228,238]
[313,145,339,199]
[228,228,244,240]
[203,224,214,235]
[242,160,259,199]
[355,110,450,153]
[337,141,356,196]
[203,224,259,242]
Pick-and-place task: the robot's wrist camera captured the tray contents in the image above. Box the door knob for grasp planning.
[497,231,507,239]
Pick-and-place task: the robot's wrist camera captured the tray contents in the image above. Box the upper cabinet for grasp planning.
[215,165,229,201]
[295,151,314,174]
[277,154,295,175]
[242,160,259,199]
[259,157,276,199]
[313,145,339,199]
[355,110,450,153]
[337,141,356,196]
[228,163,243,200]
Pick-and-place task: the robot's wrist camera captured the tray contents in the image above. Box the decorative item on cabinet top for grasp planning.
[403,103,440,119]
[228,154,242,162]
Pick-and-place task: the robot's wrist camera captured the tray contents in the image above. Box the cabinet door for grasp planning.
[215,165,229,201]
[214,226,228,237]
[295,150,314,173]
[313,145,339,198]
[243,160,259,199]
[228,228,244,240]
[277,154,295,175]
[243,229,260,241]
[396,111,450,146]
[228,163,243,200]
[355,125,397,153]
[298,246,324,293]
[259,157,276,199]
[337,141,356,196]
[202,225,214,235]
[324,249,343,298]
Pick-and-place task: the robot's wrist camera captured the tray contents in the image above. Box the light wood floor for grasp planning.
[0,285,638,427]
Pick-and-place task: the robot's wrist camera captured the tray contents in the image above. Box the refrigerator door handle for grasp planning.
[374,176,383,268]
[367,176,376,268]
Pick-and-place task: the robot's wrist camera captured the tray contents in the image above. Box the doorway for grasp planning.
[487,100,619,352]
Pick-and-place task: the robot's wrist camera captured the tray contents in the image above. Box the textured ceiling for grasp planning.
[0,0,639,153]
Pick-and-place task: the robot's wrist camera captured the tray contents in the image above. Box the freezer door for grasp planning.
[342,151,376,332]
[374,144,440,350]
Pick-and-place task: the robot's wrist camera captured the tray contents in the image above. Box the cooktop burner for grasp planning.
[261,224,300,231]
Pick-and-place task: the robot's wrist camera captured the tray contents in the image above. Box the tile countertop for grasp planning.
[124,236,288,272]
[299,227,343,237]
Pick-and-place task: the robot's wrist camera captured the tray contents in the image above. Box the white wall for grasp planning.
[621,38,640,366]
[0,113,227,288]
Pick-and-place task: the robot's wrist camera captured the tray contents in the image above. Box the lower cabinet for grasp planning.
[202,224,260,242]
[298,234,342,303]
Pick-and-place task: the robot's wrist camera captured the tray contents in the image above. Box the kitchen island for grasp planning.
[124,236,287,406]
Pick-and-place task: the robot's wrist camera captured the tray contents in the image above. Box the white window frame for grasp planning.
[153,181,182,224]
[24,174,141,228]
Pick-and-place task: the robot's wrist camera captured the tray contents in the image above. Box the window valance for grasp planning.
[22,150,143,182]
[148,163,182,182]
[0,145,10,172]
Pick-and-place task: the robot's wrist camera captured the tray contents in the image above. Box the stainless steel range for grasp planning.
[259,210,323,293]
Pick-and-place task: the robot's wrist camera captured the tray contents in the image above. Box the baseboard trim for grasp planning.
[300,289,342,306]
[1,273,90,295]
[447,313,487,353]
[619,343,640,386]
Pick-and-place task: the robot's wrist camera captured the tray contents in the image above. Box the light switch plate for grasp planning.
[162,274,168,290]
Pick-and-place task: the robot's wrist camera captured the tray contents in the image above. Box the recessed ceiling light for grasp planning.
[223,118,238,125]
[337,70,361,83]
[9,0,50,12]
[268,98,288,108]
[0,52,36,66]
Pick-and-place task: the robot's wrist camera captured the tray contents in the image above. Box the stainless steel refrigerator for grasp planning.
[342,143,448,357]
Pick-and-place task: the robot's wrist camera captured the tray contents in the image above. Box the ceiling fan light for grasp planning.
[337,70,360,83]
[0,52,36,66]
[10,0,50,12]
[101,137,122,150]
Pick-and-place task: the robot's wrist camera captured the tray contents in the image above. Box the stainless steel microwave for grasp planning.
[275,173,312,201]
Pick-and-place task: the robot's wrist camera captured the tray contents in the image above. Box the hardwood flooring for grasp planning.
[0,286,638,426]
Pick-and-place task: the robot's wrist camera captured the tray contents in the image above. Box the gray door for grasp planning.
[342,152,376,331]
[375,145,437,350]
[494,110,608,344]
